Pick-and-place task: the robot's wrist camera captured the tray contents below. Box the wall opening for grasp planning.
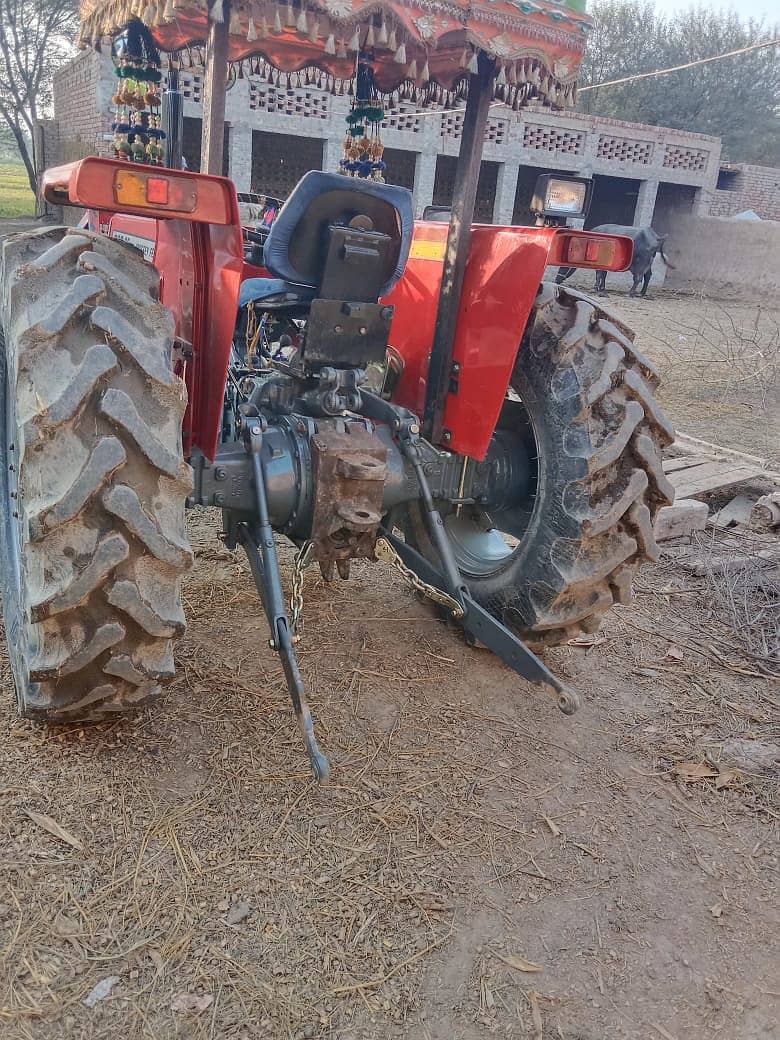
[382,148,417,190]
[182,116,229,176]
[433,157,500,223]
[586,174,640,229]
[250,130,324,200]
[652,182,697,235]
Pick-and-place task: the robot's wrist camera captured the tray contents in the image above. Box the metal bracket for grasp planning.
[380,529,580,715]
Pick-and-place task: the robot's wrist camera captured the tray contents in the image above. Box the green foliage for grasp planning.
[580,1,780,165]
[0,162,36,216]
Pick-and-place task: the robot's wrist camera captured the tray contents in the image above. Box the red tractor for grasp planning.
[0,1,673,780]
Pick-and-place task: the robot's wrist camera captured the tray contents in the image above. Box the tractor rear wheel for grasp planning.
[0,227,192,720]
[401,282,675,645]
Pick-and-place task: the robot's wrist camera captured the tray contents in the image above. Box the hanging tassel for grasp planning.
[163,0,174,19]
[365,23,374,47]
[393,42,406,64]
[388,28,397,51]
[467,50,479,75]
[296,7,307,32]
[309,18,319,42]
[260,14,269,36]
[407,58,417,80]
[273,9,283,33]
[496,64,507,86]
[209,0,223,22]
[336,38,347,58]
[378,19,388,46]
[459,48,469,69]
[247,16,256,39]
[237,61,245,78]
[324,32,336,54]
[285,3,294,26]
[229,7,240,33]
[508,62,517,86]
[347,28,360,51]
[421,59,430,83]
[142,2,154,23]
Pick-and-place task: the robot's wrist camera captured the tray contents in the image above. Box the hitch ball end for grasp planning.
[555,685,581,715]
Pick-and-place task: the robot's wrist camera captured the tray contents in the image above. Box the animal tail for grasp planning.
[659,246,675,270]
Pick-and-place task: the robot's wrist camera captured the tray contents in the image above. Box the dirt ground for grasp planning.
[1,284,778,1040]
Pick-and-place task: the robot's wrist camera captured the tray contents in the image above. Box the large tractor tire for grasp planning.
[401,282,675,645]
[0,227,192,720]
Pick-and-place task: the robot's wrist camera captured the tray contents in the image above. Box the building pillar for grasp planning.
[228,123,252,191]
[494,160,520,225]
[321,135,342,174]
[414,147,437,217]
[634,176,659,226]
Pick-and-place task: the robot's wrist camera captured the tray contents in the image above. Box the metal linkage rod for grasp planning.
[240,423,330,782]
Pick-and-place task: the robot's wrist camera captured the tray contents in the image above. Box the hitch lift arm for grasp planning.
[240,422,330,782]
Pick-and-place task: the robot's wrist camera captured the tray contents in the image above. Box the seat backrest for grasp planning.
[262,171,414,299]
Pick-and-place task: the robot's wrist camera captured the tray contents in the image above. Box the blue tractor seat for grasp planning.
[239,278,316,311]
[239,171,414,312]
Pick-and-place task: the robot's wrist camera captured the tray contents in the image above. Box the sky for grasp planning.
[650,0,775,21]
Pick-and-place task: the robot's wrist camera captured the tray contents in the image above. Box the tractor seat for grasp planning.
[239,277,316,312]
[239,171,413,314]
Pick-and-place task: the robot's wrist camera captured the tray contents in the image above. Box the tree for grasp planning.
[0,0,77,201]
[580,1,780,166]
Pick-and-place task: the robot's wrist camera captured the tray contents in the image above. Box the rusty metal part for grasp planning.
[309,425,388,579]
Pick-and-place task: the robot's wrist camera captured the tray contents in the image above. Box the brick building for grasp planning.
[710,163,780,222]
[41,48,737,238]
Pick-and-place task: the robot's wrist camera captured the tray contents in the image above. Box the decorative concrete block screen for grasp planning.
[596,135,653,164]
[248,82,329,119]
[440,111,509,146]
[522,123,584,155]
[663,145,709,171]
[180,74,203,104]
[382,105,424,134]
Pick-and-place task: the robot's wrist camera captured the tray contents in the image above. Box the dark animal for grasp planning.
[556,224,674,297]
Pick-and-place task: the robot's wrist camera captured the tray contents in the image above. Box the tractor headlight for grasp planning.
[532,175,592,220]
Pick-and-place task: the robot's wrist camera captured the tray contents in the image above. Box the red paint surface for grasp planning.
[60,159,632,465]
[386,223,632,461]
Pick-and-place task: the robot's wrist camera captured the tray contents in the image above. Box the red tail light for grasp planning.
[549,231,633,272]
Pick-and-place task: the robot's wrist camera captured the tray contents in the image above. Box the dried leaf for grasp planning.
[673,762,718,782]
[171,992,214,1013]
[665,645,684,662]
[148,948,165,975]
[715,767,742,789]
[496,952,543,973]
[24,809,83,850]
[83,976,120,1008]
[709,903,723,918]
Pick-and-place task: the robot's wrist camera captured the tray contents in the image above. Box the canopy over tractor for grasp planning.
[78,0,590,100]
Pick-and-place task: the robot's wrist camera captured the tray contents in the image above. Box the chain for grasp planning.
[374,537,465,618]
[290,540,315,637]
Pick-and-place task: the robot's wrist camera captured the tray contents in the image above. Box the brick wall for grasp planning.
[710,164,780,222]
[45,49,114,167]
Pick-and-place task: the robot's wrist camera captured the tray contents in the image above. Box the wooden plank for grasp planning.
[654,499,709,541]
[709,494,755,529]
[670,462,757,499]
[663,455,714,474]
[201,1,230,175]
[673,431,780,485]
